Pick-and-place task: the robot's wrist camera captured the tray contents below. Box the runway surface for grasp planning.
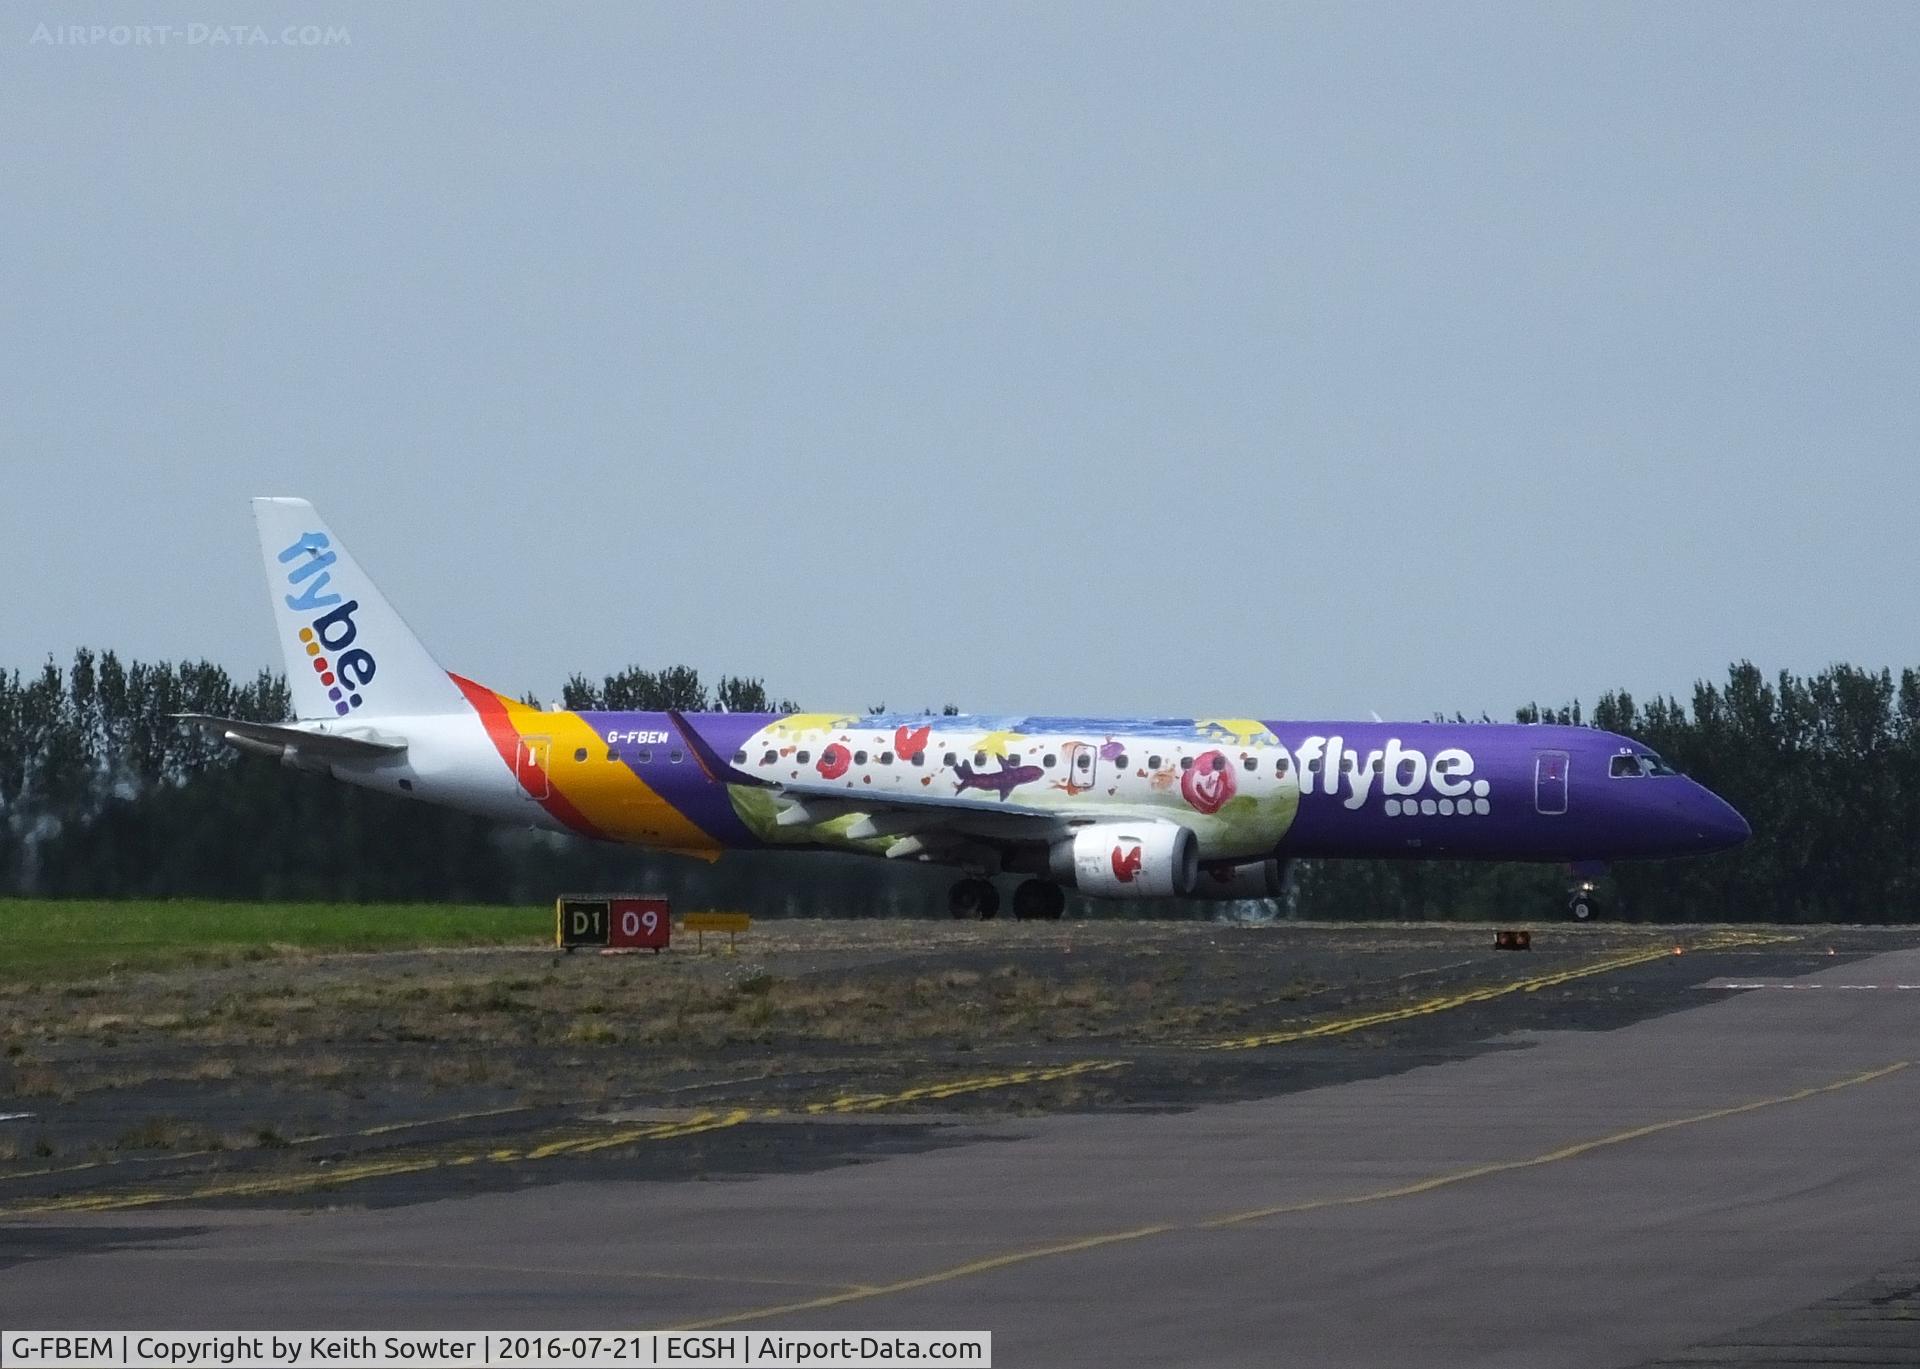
[4,944,1919,1367]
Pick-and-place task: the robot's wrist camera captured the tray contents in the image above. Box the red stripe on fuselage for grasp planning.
[449,672,609,840]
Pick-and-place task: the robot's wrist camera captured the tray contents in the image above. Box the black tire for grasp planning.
[1569,892,1599,921]
[1013,879,1065,921]
[949,878,999,920]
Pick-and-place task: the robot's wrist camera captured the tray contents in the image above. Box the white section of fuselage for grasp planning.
[284,710,564,832]
[734,720,1302,860]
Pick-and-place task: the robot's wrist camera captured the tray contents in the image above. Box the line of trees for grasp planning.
[2,651,1915,922]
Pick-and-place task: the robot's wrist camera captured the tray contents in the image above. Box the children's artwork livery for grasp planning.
[193,499,1752,921]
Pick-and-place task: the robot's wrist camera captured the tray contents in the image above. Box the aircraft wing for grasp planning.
[763,776,1080,856]
[768,776,1057,821]
[176,715,408,761]
[671,708,1098,859]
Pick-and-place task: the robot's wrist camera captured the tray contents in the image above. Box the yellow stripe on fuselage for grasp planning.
[496,698,723,857]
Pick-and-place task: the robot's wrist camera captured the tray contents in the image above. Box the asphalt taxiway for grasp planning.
[4,942,1918,1367]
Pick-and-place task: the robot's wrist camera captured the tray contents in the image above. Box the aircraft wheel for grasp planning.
[949,878,1000,920]
[1013,879,1065,921]
[1569,891,1599,921]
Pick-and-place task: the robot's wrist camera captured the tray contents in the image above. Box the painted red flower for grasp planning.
[1181,749,1237,815]
[817,743,851,779]
[895,724,930,761]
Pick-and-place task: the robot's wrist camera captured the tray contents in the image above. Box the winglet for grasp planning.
[668,709,765,788]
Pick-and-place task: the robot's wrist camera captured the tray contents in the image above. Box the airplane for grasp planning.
[183,498,1751,922]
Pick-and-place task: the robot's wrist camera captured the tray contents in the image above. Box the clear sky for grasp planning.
[3,4,1915,721]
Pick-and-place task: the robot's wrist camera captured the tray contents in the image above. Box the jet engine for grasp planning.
[1050,821,1199,898]
[1187,857,1290,900]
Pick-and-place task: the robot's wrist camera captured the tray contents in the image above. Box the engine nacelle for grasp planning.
[1188,857,1289,900]
[1050,822,1199,898]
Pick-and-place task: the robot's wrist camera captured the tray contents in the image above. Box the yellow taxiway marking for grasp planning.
[1196,1059,1909,1228]
[0,1073,784,1186]
[1201,932,1791,1053]
[804,1060,1129,1114]
[3,933,1798,1214]
[669,1059,1907,1331]
[2,1058,1124,1215]
[5,1110,757,1216]
[147,1249,872,1294]
[0,1101,550,1186]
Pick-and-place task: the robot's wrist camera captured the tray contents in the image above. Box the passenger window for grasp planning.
[606,748,618,762]
[1373,758,1384,773]
[944,752,958,767]
[912,752,925,766]
[1275,757,1289,775]
[975,751,988,766]
[1181,756,1194,771]
[1243,756,1257,771]
[854,750,869,765]
[670,749,684,764]
[1148,755,1162,769]
[797,750,811,764]
[637,748,652,764]
[879,751,894,765]
[1115,753,1128,768]
[574,747,588,762]
[1213,755,1229,773]
[732,750,747,764]
[762,749,778,765]
[1044,754,1058,768]
[1077,754,1091,769]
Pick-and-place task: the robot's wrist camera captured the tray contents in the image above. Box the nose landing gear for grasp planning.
[1566,861,1609,922]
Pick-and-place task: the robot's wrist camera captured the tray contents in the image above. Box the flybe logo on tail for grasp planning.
[278,532,375,717]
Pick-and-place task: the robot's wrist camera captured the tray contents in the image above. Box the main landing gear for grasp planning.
[1012,879,1066,921]
[948,877,1000,920]
[947,877,1067,920]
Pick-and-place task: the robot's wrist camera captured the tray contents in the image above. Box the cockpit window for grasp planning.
[1611,751,1680,778]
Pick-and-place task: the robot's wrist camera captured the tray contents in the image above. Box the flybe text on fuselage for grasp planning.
[276,531,376,716]
[1290,735,1491,816]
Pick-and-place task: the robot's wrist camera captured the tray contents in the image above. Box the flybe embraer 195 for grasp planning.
[186,499,1751,921]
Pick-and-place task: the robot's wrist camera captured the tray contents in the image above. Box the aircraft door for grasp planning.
[1062,740,1098,795]
[1535,750,1569,815]
[516,735,552,800]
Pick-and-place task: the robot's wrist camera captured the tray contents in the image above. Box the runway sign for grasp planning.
[557,894,671,952]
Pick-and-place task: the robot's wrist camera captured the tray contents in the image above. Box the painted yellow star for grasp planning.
[968,729,1021,758]
[1197,717,1277,746]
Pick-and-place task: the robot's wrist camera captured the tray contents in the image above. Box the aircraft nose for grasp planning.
[1691,783,1751,851]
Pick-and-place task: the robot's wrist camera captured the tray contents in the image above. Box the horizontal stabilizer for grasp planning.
[176,714,408,761]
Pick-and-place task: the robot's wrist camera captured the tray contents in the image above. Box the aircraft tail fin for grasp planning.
[251,497,467,720]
